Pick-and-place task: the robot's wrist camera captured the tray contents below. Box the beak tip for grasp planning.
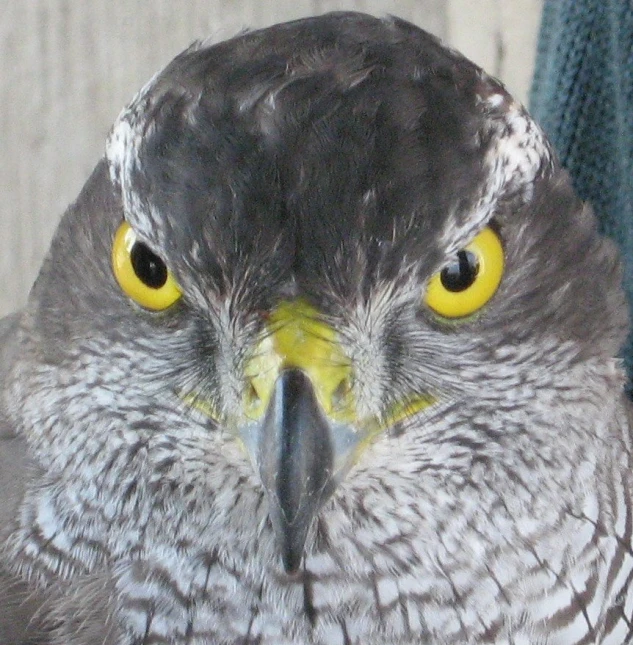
[269,508,311,575]
[281,547,303,575]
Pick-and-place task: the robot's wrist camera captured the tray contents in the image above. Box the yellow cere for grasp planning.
[424,226,504,319]
[112,221,182,311]
[244,300,356,423]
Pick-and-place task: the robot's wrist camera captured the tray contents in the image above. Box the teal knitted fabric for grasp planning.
[531,0,633,386]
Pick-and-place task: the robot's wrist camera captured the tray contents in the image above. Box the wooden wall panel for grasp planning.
[446,0,543,101]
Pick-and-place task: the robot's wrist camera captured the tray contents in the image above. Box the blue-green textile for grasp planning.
[530,0,633,385]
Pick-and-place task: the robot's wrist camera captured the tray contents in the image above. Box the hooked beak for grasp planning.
[236,300,367,573]
[252,368,361,573]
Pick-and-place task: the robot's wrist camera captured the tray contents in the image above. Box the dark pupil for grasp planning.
[130,242,168,289]
[440,250,479,292]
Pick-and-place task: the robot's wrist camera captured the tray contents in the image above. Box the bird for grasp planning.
[1,10,632,645]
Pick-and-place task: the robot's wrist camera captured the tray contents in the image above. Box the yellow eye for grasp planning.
[424,226,504,319]
[112,222,182,311]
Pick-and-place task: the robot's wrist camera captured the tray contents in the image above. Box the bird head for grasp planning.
[16,12,628,582]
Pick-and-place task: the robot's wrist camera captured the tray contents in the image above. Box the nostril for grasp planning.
[331,376,353,410]
[245,381,261,407]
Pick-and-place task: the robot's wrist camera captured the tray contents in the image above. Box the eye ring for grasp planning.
[112,222,182,311]
[424,226,504,319]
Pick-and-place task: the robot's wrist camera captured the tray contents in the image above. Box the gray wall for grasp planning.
[0,0,543,317]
